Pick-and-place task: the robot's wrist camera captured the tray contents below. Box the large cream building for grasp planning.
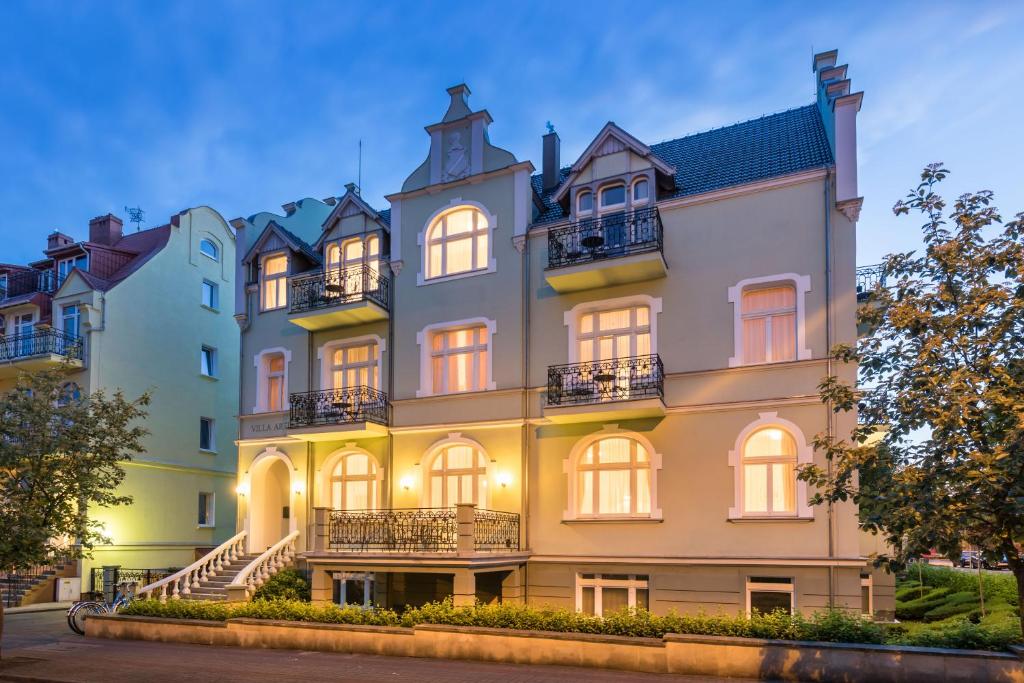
[231,49,893,617]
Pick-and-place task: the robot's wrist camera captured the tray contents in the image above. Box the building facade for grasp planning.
[233,49,894,617]
[0,207,239,590]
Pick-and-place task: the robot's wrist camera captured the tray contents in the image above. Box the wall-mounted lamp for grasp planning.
[293,480,305,496]
[497,472,512,489]
[236,481,250,497]
[399,475,414,491]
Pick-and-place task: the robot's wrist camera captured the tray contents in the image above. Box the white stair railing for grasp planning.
[226,530,299,600]
[136,531,247,603]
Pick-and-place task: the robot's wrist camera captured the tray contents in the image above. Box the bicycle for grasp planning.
[67,581,136,635]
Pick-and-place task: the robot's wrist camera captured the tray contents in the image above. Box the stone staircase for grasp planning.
[1,562,74,608]
[182,553,265,601]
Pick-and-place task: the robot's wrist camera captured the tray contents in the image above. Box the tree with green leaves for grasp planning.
[0,364,149,654]
[800,164,1024,630]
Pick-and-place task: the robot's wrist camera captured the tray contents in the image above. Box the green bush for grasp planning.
[252,569,311,602]
[921,591,982,622]
[896,587,952,620]
[891,617,1021,651]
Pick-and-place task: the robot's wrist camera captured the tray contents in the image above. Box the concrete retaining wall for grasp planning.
[87,614,1024,681]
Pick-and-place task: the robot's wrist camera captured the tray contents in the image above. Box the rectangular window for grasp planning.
[198,492,215,527]
[741,285,797,364]
[330,343,379,390]
[746,577,794,616]
[430,326,488,394]
[261,254,288,310]
[57,254,88,285]
[861,574,873,616]
[200,346,217,377]
[199,417,215,451]
[61,304,80,338]
[202,279,219,309]
[576,574,649,616]
[264,353,286,412]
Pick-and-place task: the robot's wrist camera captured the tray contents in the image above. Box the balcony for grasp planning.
[310,505,522,561]
[545,207,666,293]
[288,265,390,331]
[287,386,389,440]
[856,263,886,303]
[545,354,665,423]
[0,329,84,378]
[0,269,55,304]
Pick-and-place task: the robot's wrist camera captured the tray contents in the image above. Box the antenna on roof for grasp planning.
[124,205,145,232]
[357,139,363,195]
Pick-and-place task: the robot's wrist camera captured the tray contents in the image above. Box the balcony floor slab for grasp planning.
[0,355,83,379]
[288,421,389,441]
[288,300,388,331]
[544,251,667,293]
[543,397,666,424]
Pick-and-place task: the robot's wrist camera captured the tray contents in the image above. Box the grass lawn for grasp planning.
[893,564,1022,650]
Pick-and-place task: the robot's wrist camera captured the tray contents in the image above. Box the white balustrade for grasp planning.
[136,531,247,603]
[226,530,299,600]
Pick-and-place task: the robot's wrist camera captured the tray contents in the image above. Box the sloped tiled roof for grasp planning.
[531,104,833,225]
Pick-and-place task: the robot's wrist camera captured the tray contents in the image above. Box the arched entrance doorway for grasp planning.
[249,451,293,551]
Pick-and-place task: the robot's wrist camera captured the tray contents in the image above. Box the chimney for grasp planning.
[542,128,561,192]
[88,214,123,246]
[47,231,75,250]
[344,182,360,196]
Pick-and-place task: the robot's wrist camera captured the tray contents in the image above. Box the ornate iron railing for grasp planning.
[0,329,83,362]
[89,567,176,597]
[289,386,388,428]
[547,206,663,269]
[472,509,521,551]
[547,354,664,406]
[1,269,55,300]
[324,507,520,553]
[289,265,390,315]
[856,263,886,301]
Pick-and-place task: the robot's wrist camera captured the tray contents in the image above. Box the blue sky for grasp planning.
[1,1,1021,266]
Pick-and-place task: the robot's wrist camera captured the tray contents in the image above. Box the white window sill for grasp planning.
[260,305,287,313]
[415,384,497,399]
[251,408,289,416]
[200,304,220,314]
[199,448,217,455]
[727,516,814,524]
[199,374,219,382]
[197,524,215,529]
[417,263,495,287]
[562,516,663,524]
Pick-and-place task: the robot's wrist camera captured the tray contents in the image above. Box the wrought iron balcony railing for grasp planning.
[0,329,83,362]
[289,265,390,315]
[856,263,886,301]
[547,354,664,407]
[1,269,55,301]
[547,206,663,269]
[323,507,520,553]
[288,386,388,428]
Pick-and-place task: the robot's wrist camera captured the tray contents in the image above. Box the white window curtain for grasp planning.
[428,444,488,508]
[741,286,796,364]
[426,207,489,279]
[742,427,797,515]
[431,326,488,394]
[576,437,652,517]
[265,353,285,411]
[331,453,377,510]
[261,254,288,310]
[330,343,378,390]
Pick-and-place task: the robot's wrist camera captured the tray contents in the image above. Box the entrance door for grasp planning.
[251,457,291,551]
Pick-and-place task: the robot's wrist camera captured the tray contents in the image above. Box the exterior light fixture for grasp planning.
[497,472,512,488]
[236,482,250,497]
[293,480,305,496]
[400,475,414,491]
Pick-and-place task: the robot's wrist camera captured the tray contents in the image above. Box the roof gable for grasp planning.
[314,190,389,250]
[242,221,319,265]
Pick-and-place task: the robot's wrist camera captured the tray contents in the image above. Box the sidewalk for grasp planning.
[4,602,72,615]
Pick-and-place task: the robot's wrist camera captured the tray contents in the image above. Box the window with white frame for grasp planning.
[61,304,80,338]
[746,577,793,615]
[425,206,489,279]
[199,417,215,452]
[575,437,652,517]
[260,254,288,310]
[199,239,220,262]
[326,236,381,297]
[427,443,488,507]
[430,326,488,394]
[57,254,88,285]
[202,279,219,309]
[200,345,217,377]
[576,190,594,216]
[741,427,797,516]
[599,184,626,212]
[631,178,650,204]
[577,574,649,616]
[577,306,651,364]
[264,352,286,411]
[198,492,215,527]
[741,285,797,364]
[330,452,378,510]
[330,342,379,390]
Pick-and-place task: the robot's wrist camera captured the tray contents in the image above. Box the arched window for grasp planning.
[427,443,488,507]
[599,184,626,212]
[575,437,652,517]
[741,427,797,515]
[425,206,489,279]
[741,285,797,364]
[330,452,378,510]
[200,238,220,262]
[577,190,594,215]
[631,178,649,204]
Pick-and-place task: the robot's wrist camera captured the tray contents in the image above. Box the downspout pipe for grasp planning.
[824,167,836,609]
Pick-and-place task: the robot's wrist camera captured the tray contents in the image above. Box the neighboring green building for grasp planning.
[0,207,239,600]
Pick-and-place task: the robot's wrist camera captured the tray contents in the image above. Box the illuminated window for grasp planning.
[330,343,379,390]
[425,207,489,279]
[575,437,652,517]
[577,306,650,364]
[427,443,488,507]
[741,427,797,516]
[260,254,288,310]
[577,574,648,616]
[741,285,797,364]
[430,326,488,394]
[265,353,285,411]
[255,348,290,413]
[330,453,378,511]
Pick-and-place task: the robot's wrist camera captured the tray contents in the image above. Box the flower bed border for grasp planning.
[86,614,1024,681]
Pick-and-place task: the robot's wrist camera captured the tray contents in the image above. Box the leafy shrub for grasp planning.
[252,569,311,602]
[896,587,952,620]
[891,617,1021,651]
[921,591,981,622]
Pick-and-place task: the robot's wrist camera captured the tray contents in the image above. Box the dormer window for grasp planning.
[577,191,594,216]
[632,178,650,204]
[599,184,626,211]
